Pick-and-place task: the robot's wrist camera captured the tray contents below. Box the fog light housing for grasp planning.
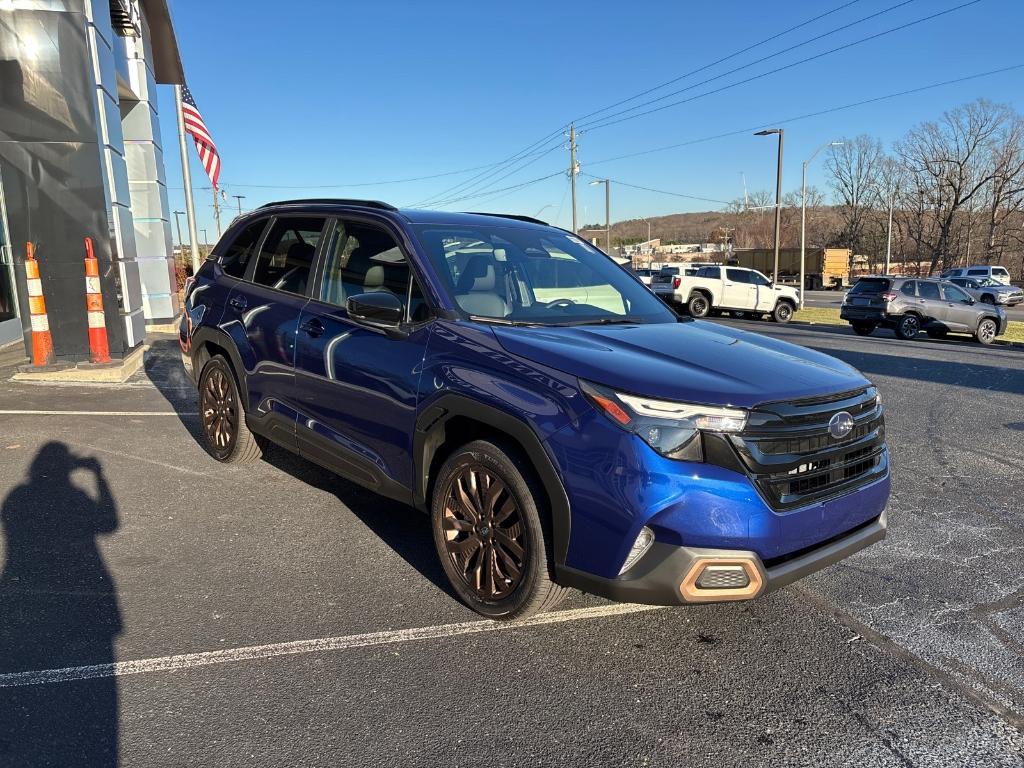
[695,564,750,590]
[619,526,654,575]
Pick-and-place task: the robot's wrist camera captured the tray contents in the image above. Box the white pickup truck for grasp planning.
[652,265,800,323]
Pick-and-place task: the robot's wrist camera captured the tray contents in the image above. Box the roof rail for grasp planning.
[259,199,398,211]
[462,212,548,226]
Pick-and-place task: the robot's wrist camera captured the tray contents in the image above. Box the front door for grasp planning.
[940,282,979,332]
[293,218,432,493]
[221,215,325,447]
[724,269,758,309]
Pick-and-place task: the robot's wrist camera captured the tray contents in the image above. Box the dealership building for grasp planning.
[0,0,183,361]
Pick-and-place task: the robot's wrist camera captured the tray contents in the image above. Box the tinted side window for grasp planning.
[726,269,750,283]
[918,282,941,300]
[320,221,413,308]
[900,281,916,296]
[698,266,721,279]
[967,268,987,276]
[251,217,325,295]
[220,219,268,279]
[993,267,1010,277]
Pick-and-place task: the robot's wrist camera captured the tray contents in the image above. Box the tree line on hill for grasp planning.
[593,99,1024,279]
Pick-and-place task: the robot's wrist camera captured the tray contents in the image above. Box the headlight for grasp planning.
[580,380,747,460]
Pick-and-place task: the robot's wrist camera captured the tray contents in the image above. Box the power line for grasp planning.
[425,171,565,208]
[581,1,982,133]
[572,0,868,127]
[581,173,730,206]
[425,143,566,208]
[582,63,1024,169]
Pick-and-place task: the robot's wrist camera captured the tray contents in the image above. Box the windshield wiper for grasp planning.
[467,315,544,327]
[554,318,644,327]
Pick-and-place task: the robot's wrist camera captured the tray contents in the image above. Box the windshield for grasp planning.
[412,224,676,325]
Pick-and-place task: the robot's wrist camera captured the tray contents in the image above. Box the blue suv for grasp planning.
[180,200,889,619]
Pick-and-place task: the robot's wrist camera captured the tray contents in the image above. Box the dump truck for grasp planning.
[728,247,851,290]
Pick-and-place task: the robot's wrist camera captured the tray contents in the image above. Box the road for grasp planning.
[0,326,1022,767]
[803,289,1024,321]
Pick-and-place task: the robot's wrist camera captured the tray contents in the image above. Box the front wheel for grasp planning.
[772,301,795,323]
[975,318,998,345]
[687,294,711,318]
[894,314,921,340]
[431,440,566,620]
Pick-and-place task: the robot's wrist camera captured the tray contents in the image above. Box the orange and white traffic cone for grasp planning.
[25,242,55,367]
[83,236,111,364]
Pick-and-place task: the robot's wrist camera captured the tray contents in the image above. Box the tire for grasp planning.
[687,293,711,318]
[975,317,998,345]
[771,301,795,324]
[851,322,876,336]
[198,355,263,464]
[431,439,567,620]
[981,294,995,305]
[894,314,921,340]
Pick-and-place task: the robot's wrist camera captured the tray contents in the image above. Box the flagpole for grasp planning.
[175,84,201,274]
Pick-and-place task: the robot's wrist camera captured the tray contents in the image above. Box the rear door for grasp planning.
[914,280,946,324]
[292,218,432,492]
[724,269,757,309]
[940,282,977,332]
[221,215,326,446]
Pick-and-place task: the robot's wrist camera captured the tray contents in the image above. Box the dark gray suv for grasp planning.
[840,277,1007,344]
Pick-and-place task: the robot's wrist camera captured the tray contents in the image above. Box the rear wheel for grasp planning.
[198,355,263,464]
[975,318,998,345]
[851,322,876,336]
[687,293,711,318]
[431,440,566,620]
[894,314,921,340]
[771,301,795,323]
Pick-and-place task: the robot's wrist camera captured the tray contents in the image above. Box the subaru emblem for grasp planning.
[828,411,854,439]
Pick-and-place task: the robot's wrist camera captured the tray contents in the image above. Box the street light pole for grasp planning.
[172,210,185,260]
[590,179,611,253]
[800,140,843,308]
[885,190,895,274]
[755,129,784,282]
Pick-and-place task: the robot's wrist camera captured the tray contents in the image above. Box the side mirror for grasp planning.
[347,292,405,331]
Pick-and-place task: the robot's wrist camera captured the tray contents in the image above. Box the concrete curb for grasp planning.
[145,315,181,334]
[12,344,148,383]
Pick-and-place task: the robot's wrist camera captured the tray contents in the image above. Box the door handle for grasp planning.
[229,295,248,311]
[300,318,324,337]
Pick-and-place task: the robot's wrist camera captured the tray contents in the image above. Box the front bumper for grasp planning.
[556,510,887,605]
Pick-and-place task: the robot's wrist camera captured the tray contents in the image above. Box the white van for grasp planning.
[940,265,1012,285]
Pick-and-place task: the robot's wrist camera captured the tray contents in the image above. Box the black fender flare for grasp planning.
[190,325,250,406]
[413,393,572,566]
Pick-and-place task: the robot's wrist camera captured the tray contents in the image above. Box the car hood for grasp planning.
[491,320,869,409]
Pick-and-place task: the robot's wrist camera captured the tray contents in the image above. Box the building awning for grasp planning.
[140,0,185,84]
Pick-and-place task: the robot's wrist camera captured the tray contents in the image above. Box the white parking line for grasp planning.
[0,410,196,416]
[0,603,663,688]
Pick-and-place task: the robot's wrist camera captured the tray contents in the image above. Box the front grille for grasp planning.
[727,387,888,511]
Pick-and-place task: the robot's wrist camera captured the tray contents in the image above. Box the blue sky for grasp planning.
[157,0,1024,240]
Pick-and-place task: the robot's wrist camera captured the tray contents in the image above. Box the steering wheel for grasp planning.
[542,298,577,310]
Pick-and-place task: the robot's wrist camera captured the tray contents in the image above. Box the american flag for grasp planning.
[181,85,221,188]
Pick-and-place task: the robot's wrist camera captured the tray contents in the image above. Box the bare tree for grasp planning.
[895,99,1014,274]
[826,135,886,257]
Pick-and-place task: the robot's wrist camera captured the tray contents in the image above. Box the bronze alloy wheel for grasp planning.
[201,366,237,455]
[441,464,527,601]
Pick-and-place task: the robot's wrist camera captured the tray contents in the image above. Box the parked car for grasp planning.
[947,276,1024,306]
[181,200,889,620]
[840,276,1007,344]
[632,266,654,286]
[654,265,800,323]
[940,265,1013,285]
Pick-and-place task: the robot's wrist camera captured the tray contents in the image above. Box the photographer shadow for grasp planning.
[0,442,122,767]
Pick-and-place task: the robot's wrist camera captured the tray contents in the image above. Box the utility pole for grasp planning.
[233,194,246,216]
[200,229,208,256]
[801,141,842,308]
[172,209,185,263]
[885,192,895,274]
[212,188,222,238]
[568,124,579,234]
[754,129,784,280]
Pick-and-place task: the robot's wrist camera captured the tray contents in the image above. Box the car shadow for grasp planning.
[0,443,122,767]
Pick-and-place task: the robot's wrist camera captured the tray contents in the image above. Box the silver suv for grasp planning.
[948,276,1023,307]
[840,276,1007,344]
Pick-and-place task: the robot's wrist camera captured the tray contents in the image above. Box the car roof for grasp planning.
[254,199,555,230]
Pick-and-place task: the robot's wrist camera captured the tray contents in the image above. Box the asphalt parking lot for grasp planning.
[1,323,1022,767]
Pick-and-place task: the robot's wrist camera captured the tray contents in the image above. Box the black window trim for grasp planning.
[308,214,435,326]
[242,214,331,299]
[217,216,272,282]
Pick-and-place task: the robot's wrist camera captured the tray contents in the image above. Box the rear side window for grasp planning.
[918,282,941,300]
[993,267,1010,277]
[849,278,891,295]
[251,217,326,295]
[900,282,916,296]
[697,266,721,279]
[967,268,987,276]
[726,269,750,283]
[220,219,268,279]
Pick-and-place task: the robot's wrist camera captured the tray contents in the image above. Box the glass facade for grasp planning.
[0,167,19,345]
